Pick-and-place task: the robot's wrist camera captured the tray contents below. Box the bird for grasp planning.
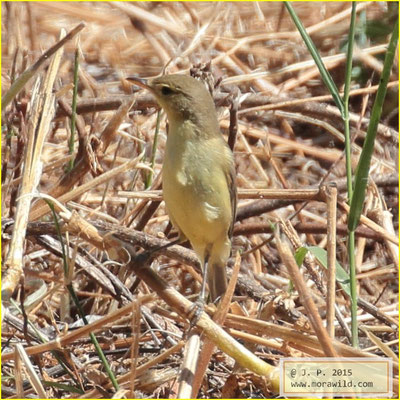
[127,74,237,302]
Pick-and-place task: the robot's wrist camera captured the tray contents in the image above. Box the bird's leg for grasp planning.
[199,254,209,303]
[189,254,209,328]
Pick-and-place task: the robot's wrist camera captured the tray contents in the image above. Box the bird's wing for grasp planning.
[226,160,237,239]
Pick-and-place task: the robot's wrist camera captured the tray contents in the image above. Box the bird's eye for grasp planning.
[161,86,173,96]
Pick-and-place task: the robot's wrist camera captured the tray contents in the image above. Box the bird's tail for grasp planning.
[208,261,228,302]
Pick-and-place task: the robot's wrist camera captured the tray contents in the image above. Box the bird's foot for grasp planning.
[188,298,205,330]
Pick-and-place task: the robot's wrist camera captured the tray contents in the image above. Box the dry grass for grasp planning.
[1,2,398,399]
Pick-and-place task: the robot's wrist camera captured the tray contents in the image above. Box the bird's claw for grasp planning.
[188,298,205,329]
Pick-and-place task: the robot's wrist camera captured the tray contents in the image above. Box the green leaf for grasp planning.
[297,246,351,296]
[42,381,84,394]
[294,247,308,266]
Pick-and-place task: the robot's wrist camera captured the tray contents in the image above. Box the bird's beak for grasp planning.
[126,76,153,91]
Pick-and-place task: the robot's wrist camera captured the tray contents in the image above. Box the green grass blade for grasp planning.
[342,2,359,347]
[68,48,80,171]
[343,2,357,201]
[284,2,344,116]
[145,109,162,188]
[1,23,84,110]
[45,200,120,391]
[9,299,81,387]
[348,17,399,231]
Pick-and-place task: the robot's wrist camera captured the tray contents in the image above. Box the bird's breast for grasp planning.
[162,122,232,244]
